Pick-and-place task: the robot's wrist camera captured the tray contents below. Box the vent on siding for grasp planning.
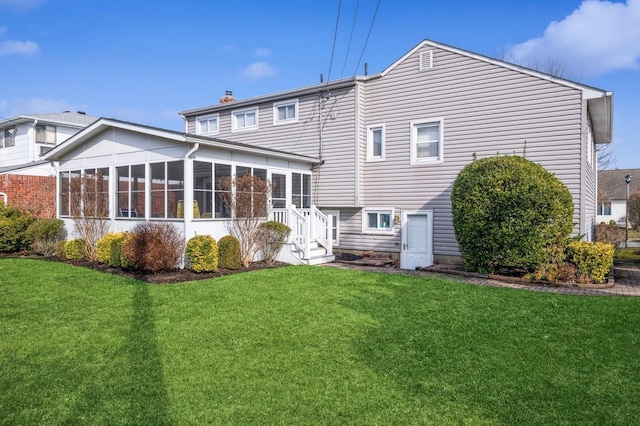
[419,50,433,71]
[39,145,53,156]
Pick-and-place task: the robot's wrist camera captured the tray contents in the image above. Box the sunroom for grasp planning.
[44,118,333,265]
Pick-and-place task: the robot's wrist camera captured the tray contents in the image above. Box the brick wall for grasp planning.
[0,174,57,218]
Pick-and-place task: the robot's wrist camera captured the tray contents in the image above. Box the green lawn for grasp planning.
[1,259,639,425]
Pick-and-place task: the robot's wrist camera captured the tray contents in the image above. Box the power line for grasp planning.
[340,0,360,79]
[353,0,381,76]
[326,0,342,83]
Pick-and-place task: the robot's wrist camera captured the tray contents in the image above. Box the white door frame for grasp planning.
[400,210,433,270]
[323,210,340,246]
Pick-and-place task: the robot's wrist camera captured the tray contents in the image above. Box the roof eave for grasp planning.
[588,92,614,144]
[179,77,363,117]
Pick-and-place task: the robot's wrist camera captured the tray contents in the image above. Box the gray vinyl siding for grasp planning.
[185,86,360,207]
[336,208,401,252]
[361,45,584,257]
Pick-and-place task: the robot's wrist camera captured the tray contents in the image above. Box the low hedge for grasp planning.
[218,235,242,270]
[65,238,87,260]
[97,232,127,267]
[566,241,615,284]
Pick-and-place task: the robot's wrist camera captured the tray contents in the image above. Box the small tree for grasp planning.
[628,190,640,231]
[70,170,110,261]
[219,173,271,268]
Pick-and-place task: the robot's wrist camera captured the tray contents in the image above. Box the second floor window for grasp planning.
[273,100,298,125]
[196,114,219,135]
[36,124,56,144]
[411,118,444,164]
[367,125,385,161]
[232,107,258,131]
[2,128,16,148]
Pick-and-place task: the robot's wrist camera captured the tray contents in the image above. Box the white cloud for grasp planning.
[508,0,640,76]
[253,48,272,57]
[0,39,39,56]
[0,0,46,12]
[239,61,275,81]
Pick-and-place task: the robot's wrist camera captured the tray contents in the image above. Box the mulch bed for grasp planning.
[1,253,288,284]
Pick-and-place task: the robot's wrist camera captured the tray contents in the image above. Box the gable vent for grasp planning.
[419,50,433,71]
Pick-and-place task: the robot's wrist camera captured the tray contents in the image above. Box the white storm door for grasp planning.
[400,211,433,270]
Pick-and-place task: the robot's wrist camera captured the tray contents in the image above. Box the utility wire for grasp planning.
[340,0,360,79]
[326,0,342,83]
[353,0,381,76]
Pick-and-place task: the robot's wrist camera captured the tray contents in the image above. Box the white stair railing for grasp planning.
[271,205,332,261]
[311,206,333,256]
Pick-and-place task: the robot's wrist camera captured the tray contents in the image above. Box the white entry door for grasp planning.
[400,210,433,270]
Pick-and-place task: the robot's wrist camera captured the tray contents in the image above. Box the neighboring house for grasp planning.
[0,112,97,216]
[597,169,640,226]
[179,39,612,268]
[43,39,613,268]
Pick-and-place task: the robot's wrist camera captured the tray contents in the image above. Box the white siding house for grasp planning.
[597,169,640,226]
[180,40,613,268]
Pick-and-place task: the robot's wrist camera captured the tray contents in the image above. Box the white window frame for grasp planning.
[367,124,385,162]
[362,207,395,235]
[232,107,259,132]
[273,99,298,125]
[410,118,444,165]
[196,113,219,135]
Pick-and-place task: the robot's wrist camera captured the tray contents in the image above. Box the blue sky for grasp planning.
[1,0,638,169]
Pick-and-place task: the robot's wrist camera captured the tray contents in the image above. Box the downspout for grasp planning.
[31,119,38,162]
[183,143,200,247]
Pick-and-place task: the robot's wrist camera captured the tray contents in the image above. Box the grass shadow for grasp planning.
[126,283,172,424]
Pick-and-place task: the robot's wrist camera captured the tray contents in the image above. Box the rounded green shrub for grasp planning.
[0,203,35,252]
[186,234,218,273]
[65,238,87,260]
[26,218,66,256]
[218,235,242,270]
[260,221,291,263]
[451,155,574,274]
[97,232,127,267]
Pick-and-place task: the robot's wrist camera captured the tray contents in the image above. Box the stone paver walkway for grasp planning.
[323,259,640,297]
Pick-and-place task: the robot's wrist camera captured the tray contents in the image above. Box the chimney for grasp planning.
[219,90,236,104]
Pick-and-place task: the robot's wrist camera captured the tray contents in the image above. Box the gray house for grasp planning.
[179,39,613,268]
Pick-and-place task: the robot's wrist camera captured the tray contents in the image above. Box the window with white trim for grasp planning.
[1,127,16,148]
[36,124,57,144]
[232,107,258,132]
[273,99,298,125]
[597,202,611,216]
[362,207,394,234]
[411,118,444,164]
[367,124,385,161]
[196,114,219,135]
